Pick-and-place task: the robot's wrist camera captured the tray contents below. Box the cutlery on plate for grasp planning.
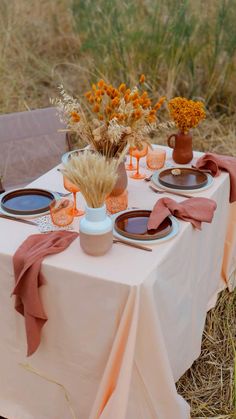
[52,191,72,197]
[191,165,212,174]
[0,213,38,226]
[113,238,152,252]
[149,184,193,199]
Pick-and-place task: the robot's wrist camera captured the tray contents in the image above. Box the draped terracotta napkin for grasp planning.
[12,230,79,356]
[147,197,217,231]
[195,152,236,203]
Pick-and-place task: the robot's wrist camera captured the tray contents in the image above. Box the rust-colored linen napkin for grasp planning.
[12,230,79,356]
[195,152,236,203]
[147,197,217,231]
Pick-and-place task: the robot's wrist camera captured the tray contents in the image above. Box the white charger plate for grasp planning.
[151,170,213,194]
[112,211,179,245]
[0,189,59,219]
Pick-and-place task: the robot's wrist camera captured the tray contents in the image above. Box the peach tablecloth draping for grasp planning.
[0,147,235,419]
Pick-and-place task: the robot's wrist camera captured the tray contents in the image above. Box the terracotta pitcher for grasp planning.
[167,131,193,164]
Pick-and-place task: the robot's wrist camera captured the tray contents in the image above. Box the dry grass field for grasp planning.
[0,0,236,417]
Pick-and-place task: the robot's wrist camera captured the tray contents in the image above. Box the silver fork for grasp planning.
[149,184,193,199]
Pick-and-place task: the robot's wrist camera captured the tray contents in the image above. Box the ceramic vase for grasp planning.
[79,204,113,256]
[111,161,128,196]
[167,131,193,164]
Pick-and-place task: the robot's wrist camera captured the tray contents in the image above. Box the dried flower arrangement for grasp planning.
[168,97,206,134]
[52,75,166,160]
[61,151,118,208]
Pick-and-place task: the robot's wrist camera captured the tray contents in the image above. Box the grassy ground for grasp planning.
[0,0,236,417]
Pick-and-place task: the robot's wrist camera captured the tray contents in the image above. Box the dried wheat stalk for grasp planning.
[61,151,118,208]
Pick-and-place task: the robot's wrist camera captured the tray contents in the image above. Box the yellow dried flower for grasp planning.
[168,97,206,134]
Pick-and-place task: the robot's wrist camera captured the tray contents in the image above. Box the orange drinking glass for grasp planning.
[63,175,85,217]
[125,148,136,171]
[146,148,166,170]
[129,143,148,179]
[50,198,74,227]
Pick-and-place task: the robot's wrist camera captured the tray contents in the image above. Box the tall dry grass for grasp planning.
[0,1,236,417]
[1,0,235,156]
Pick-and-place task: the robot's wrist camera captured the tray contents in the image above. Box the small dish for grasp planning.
[112,211,179,245]
[158,167,208,190]
[151,170,213,194]
[0,188,58,218]
[61,147,93,165]
[114,209,172,241]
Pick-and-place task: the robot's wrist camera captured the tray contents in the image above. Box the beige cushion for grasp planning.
[0,107,67,189]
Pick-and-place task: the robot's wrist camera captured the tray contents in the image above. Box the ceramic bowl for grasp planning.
[61,148,88,165]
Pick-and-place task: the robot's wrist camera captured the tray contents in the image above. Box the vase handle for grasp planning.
[167,134,176,149]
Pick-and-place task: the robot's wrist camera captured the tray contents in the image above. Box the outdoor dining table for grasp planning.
[0,146,235,419]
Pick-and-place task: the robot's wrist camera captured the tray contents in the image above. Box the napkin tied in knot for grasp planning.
[148,197,217,231]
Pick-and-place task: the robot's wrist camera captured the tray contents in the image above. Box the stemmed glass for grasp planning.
[63,175,85,217]
[125,148,136,171]
[129,143,148,180]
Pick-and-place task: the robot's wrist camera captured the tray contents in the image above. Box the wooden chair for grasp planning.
[0,107,68,190]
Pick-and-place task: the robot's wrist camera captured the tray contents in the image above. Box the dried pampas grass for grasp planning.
[61,151,118,208]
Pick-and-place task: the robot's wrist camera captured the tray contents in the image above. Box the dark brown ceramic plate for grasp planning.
[1,188,55,215]
[158,167,208,190]
[114,210,172,241]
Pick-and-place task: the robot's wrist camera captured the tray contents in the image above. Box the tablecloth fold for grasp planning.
[196,152,236,203]
[12,230,79,356]
[148,197,217,230]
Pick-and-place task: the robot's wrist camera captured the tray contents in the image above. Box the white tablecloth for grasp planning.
[0,148,234,419]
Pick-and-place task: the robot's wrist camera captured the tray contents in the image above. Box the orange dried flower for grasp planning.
[133,99,140,108]
[154,96,166,111]
[124,93,131,103]
[93,104,100,113]
[97,79,105,88]
[111,97,120,107]
[95,90,103,97]
[149,110,156,116]
[84,91,92,99]
[147,115,156,123]
[70,111,80,122]
[131,92,139,101]
[119,83,126,92]
[139,74,145,83]
[106,105,112,114]
[142,99,151,109]
[134,110,142,120]
[106,88,112,97]
[141,91,148,99]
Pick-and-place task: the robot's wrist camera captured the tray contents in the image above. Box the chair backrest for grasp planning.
[0,107,68,189]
